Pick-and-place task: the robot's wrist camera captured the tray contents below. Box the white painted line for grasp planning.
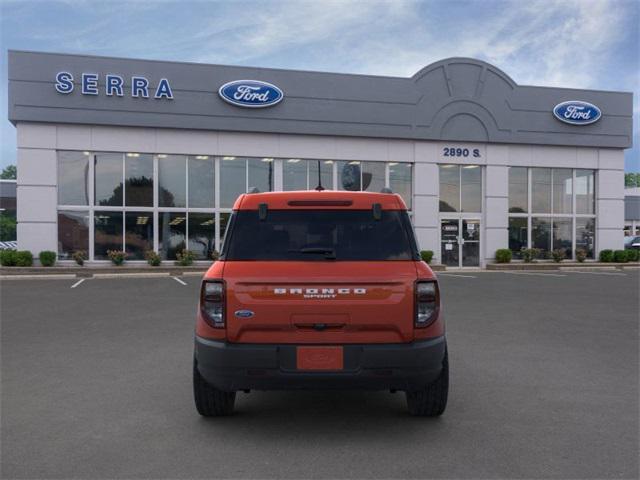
[501,271,566,277]
[438,273,477,278]
[172,276,187,286]
[93,272,170,279]
[0,274,76,281]
[70,278,86,288]
[568,270,626,276]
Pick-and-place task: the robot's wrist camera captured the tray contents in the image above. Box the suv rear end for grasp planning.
[193,190,448,416]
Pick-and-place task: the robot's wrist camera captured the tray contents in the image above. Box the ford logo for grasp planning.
[553,101,601,125]
[218,80,283,108]
[234,310,255,318]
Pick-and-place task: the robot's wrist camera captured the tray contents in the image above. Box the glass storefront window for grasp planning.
[283,159,308,190]
[220,212,231,250]
[125,153,153,207]
[58,151,90,205]
[57,210,89,259]
[531,168,551,213]
[508,167,528,213]
[389,163,412,209]
[249,158,273,193]
[125,212,153,260]
[508,217,527,258]
[552,169,572,214]
[576,218,595,258]
[439,165,459,212]
[461,165,481,212]
[361,162,385,193]
[575,170,595,214]
[552,217,572,258]
[158,155,186,207]
[188,213,215,259]
[158,212,186,260]
[95,153,123,206]
[94,211,123,260]
[531,217,551,258]
[189,156,215,208]
[220,157,246,208]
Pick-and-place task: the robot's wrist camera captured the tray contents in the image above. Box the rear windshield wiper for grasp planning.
[292,247,337,259]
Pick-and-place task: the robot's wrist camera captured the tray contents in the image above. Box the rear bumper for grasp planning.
[194,335,446,392]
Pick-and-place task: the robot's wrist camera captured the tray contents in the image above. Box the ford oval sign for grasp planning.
[553,101,601,125]
[219,80,283,108]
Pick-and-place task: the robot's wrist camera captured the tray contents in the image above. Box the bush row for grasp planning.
[599,249,639,263]
[494,248,640,264]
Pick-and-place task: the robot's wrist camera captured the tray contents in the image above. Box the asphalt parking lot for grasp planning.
[1,270,638,479]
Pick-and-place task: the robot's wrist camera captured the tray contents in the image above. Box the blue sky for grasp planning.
[1,0,638,171]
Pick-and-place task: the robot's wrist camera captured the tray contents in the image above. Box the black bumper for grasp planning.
[194,336,446,392]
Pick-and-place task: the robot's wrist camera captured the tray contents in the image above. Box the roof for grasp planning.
[233,190,408,210]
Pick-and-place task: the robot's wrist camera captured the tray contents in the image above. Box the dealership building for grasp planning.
[7,50,633,267]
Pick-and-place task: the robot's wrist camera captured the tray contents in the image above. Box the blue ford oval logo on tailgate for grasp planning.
[234,310,254,318]
[553,101,601,125]
[219,80,283,108]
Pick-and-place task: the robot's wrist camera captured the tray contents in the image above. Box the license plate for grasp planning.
[296,346,344,371]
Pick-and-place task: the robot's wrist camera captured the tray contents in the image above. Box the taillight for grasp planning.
[415,280,439,328]
[201,280,225,328]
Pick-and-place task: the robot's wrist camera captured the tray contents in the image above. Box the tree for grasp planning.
[625,172,640,188]
[1,165,16,180]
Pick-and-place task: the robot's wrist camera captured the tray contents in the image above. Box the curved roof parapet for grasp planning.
[412,57,517,89]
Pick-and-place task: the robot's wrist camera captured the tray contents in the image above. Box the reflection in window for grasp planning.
[58,211,89,259]
[283,159,307,190]
[188,156,215,208]
[220,157,246,208]
[94,211,123,259]
[508,217,527,258]
[576,170,595,214]
[531,217,551,257]
[220,212,231,250]
[248,158,273,193]
[58,151,90,205]
[552,169,572,214]
[508,167,527,213]
[125,212,153,260]
[125,153,153,207]
[159,212,186,260]
[439,165,459,212]
[158,155,186,207]
[552,217,572,257]
[338,161,362,191]
[531,168,551,213]
[188,213,215,259]
[461,165,481,212]
[95,153,123,206]
[361,162,385,192]
[389,163,412,209]
[576,218,595,258]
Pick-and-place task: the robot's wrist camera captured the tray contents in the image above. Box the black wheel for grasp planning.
[193,359,236,416]
[406,347,449,417]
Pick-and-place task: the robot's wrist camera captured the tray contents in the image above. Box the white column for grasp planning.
[413,142,439,262]
[484,165,509,264]
[596,149,625,253]
[16,123,58,259]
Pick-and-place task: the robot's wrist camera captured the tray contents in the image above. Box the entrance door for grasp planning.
[440,218,481,267]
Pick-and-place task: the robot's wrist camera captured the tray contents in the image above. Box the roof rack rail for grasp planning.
[380,187,393,193]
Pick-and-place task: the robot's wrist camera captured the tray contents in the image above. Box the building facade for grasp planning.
[625,187,640,236]
[7,51,633,266]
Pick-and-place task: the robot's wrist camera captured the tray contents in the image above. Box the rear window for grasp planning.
[223,210,418,261]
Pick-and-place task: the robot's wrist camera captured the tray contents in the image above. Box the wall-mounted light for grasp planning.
[222,156,236,161]
[157,154,167,159]
[348,161,360,165]
[262,158,274,162]
[463,165,479,169]
[195,155,209,160]
[287,159,300,163]
[388,162,398,166]
[126,153,140,157]
[324,160,334,164]
[82,151,90,156]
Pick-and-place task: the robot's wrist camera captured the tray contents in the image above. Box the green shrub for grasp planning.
[39,250,56,267]
[599,249,614,262]
[575,249,587,263]
[175,249,196,266]
[15,250,33,267]
[0,249,17,266]
[626,249,639,262]
[210,250,220,261]
[613,250,628,263]
[72,250,87,266]
[107,250,127,266]
[521,248,539,263]
[145,250,161,266]
[495,249,512,263]
[551,249,565,263]
[420,250,434,264]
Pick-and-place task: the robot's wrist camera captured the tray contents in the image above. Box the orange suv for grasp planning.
[193,190,448,416]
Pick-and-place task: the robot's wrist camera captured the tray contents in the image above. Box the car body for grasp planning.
[623,236,640,250]
[193,190,448,416]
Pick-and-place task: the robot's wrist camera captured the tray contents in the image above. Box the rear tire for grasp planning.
[406,347,449,417]
[193,359,236,416]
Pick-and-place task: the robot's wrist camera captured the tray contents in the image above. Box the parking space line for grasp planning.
[172,276,187,286]
[501,271,566,277]
[70,278,86,288]
[438,273,477,278]
[567,270,627,276]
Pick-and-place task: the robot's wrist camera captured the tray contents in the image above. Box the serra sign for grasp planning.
[55,72,174,99]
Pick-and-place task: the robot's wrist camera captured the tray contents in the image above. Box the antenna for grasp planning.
[314,160,325,191]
